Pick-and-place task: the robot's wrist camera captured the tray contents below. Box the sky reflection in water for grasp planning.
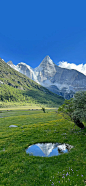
[26,143,69,157]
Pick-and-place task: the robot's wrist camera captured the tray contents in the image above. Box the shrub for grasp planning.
[42,107,45,113]
[58,91,86,129]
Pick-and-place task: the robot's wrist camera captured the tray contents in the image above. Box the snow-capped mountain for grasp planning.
[7,56,86,99]
[34,56,56,85]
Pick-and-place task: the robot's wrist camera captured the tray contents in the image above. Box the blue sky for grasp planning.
[0,0,86,68]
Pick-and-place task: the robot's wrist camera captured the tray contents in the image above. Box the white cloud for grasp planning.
[58,61,86,76]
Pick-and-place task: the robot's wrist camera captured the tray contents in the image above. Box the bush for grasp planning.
[42,107,45,113]
[58,91,86,129]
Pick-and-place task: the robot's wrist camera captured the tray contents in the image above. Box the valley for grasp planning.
[0,56,86,186]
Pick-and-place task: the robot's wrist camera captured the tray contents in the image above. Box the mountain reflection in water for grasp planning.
[26,143,73,157]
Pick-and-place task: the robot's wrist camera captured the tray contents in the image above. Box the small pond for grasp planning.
[26,143,73,157]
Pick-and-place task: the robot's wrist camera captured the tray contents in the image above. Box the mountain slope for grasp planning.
[7,56,86,99]
[0,58,64,106]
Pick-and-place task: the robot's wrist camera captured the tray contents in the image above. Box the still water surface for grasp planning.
[26,143,70,157]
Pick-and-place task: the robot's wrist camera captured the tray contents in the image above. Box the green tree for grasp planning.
[58,91,86,129]
[42,107,46,113]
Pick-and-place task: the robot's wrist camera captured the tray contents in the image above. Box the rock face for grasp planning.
[9,125,18,127]
[7,56,86,99]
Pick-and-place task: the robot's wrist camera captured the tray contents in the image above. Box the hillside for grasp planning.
[0,58,64,107]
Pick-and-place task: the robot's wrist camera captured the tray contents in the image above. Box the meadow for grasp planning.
[0,108,86,186]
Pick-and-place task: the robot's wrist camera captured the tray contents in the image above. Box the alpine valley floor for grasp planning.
[0,108,86,186]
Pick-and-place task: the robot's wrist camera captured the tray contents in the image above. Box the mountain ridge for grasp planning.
[7,56,86,99]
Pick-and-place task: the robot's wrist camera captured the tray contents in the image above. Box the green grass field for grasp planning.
[0,102,54,111]
[0,109,86,186]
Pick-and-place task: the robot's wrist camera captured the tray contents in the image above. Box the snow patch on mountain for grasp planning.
[41,80,70,91]
[17,62,40,84]
[18,62,33,71]
[17,62,34,74]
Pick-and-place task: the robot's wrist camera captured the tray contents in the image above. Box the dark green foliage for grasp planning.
[58,91,86,129]
[0,58,64,106]
[41,107,45,113]
[58,99,74,120]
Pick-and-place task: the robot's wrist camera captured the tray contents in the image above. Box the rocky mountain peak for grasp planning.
[43,55,51,61]
[40,55,54,66]
[35,56,55,73]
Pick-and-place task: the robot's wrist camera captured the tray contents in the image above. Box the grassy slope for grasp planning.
[0,58,64,107]
[0,109,86,186]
